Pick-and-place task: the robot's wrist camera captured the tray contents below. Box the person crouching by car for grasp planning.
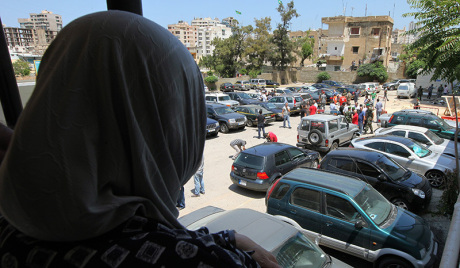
[230,139,247,160]
[265,132,278,142]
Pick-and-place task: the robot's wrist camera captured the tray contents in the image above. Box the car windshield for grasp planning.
[214,107,234,115]
[218,96,231,101]
[398,86,408,90]
[238,93,252,99]
[234,153,264,169]
[275,232,328,268]
[250,107,271,114]
[284,89,293,94]
[375,156,406,181]
[408,140,431,157]
[436,118,452,129]
[354,185,393,226]
[265,103,277,109]
[425,130,444,145]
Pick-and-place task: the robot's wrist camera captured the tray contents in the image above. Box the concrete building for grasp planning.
[18,10,63,32]
[320,15,394,71]
[191,17,220,27]
[167,21,198,48]
[196,24,232,58]
[289,30,323,67]
[4,26,58,55]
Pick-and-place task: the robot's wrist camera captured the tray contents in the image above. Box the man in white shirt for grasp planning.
[261,93,267,102]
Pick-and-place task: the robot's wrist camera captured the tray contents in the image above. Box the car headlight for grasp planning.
[244,116,247,121]
[412,188,425,199]
[228,119,236,123]
[277,113,283,117]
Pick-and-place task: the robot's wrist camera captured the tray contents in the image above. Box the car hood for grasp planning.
[219,100,239,105]
[423,152,455,170]
[388,208,431,250]
[218,113,246,120]
[243,99,262,104]
[206,117,218,125]
[396,171,423,188]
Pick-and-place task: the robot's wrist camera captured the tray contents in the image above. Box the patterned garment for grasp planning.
[0,216,259,268]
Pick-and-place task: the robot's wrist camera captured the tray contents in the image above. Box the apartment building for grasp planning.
[18,10,63,32]
[4,27,58,55]
[167,21,198,48]
[191,17,220,27]
[320,15,394,71]
[196,24,232,58]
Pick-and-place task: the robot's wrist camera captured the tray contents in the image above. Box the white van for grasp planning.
[250,78,266,89]
[397,82,416,98]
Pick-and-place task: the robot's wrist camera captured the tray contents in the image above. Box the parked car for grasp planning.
[383,79,411,90]
[233,105,276,127]
[350,135,455,187]
[230,143,320,191]
[379,109,460,141]
[301,85,318,92]
[297,114,360,152]
[206,103,246,133]
[322,80,346,88]
[258,102,283,120]
[179,206,350,268]
[267,95,302,115]
[359,82,376,96]
[250,78,266,89]
[247,92,262,100]
[220,82,236,92]
[311,83,332,90]
[308,89,335,104]
[265,79,280,88]
[234,80,250,91]
[266,168,439,268]
[206,117,220,137]
[275,88,294,95]
[226,92,261,105]
[397,82,416,98]
[375,125,459,158]
[320,148,432,211]
[335,87,359,96]
[205,93,239,108]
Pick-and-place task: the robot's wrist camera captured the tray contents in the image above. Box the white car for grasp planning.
[205,93,239,108]
[397,82,416,98]
[375,125,459,158]
[351,135,455,188]
[179,206,350,268]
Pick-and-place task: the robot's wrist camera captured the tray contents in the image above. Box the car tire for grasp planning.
[425,170,445,188]
[391,198,411,211]
[308,129,323,145]
[220,123,229,133]
[351,132,359,140]
[391,86,395,90]
[246,119,254,127]
[329,141,339,151]
[378,256,411,268]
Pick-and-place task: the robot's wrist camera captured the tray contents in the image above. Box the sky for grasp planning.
[0,0,417,31]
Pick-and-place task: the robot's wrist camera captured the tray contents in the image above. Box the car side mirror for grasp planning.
[426,141,433,146]
[354,220,365,229]
[408,155,415,160]
[377,174,387,181]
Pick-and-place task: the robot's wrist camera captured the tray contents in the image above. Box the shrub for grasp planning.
[204,76,218,84]
[357,62,388,83]
[317,71,330,82]
[239,69,248,75]
[405,59,426,79]
[438,170,459,215]
[207,71,214,76]
[12,60,30,76]
[248,69,260,79]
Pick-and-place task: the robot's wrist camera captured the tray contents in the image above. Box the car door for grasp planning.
[268,97,281,108]
[324,157,357,177]
[353,161,393,198]
[206,107,218,120]
[382,142,415,170]
[286,186,323,241]
[274,150,294,175]
[408,131,431,147]
[407,117,422,127]
[298,119,310,143]
[328,118,346,144]
[286,147,312,168]
[321,192,371,257]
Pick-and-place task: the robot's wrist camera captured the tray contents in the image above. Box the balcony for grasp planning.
[320,53,344,61]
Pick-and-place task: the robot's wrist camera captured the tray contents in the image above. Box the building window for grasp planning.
[335,47,337,50]
[372,28,380,36]
[350,27,360,35]
[352,46,359,54]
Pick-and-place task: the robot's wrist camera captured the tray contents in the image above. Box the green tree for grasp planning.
[297,32,314,66]
[357,62,388,83]
[199,55,217,71]
[244,17,273,72]
[12,60,30,76]
[269,1,299,70]
[405,59,426,79]
[317,71,330,82]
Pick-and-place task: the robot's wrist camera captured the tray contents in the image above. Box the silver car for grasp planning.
[375,125,459,158]
[179,206,350,268]
[351,135,455,188]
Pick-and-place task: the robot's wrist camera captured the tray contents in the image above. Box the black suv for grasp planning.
[206,103,246,133]
[226,92,261,105]
[220,82,235,92]
[230,143,319,192]
[383,110,458,141]
[265,80,280,88]
[320,148,432,211]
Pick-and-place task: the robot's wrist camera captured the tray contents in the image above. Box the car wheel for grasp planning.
[246,119,254,127]
[391,86,395,90]
[311,160,319,169]
[391,198,411,211]
[397,95,400,99]
[220,123,229,133]
[308,129,323,145]
[329,142,339,151]
[425,170,445,188]
[351,132,359,140]
[378,256,411,268]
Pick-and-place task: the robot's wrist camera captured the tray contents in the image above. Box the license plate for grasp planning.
[238,122,244,125]
[239,180,247,186]
[207,129,215,132]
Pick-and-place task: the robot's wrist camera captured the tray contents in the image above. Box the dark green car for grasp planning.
[384,110,459,141]
[233,105,276,127]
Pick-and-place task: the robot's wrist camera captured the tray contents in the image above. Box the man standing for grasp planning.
[383,87,389,101]
[427,84,434,99]
[329,102,337,114]
[309,101,317,115]
[352,108,359,125]
[282,102,291,128]
[320,91,327,110]
[364,104,374,134]
[344,107,352,123]
[265,131,278,142]
[375,99,383,123]
[346,91,352,106]
[444,85,449,95]
[230,139,246,160]
[192,157,205,197]
[257,109,266,139]
[417,86,423,100]
[358,106,365,134]
[339,102,346,115]
[437,84,443,98]
[339,94,347,106]
[261,92,267,102]
[176,186,185,210]
[354,91,359,106]
[300,104,307,118]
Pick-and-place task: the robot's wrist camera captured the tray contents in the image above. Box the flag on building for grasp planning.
[235,10,242,15]
[278,0,282,4]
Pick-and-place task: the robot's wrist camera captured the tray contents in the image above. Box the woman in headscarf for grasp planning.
[0,11,278,267]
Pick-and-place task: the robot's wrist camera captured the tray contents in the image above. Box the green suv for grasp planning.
[266,168,438,268]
